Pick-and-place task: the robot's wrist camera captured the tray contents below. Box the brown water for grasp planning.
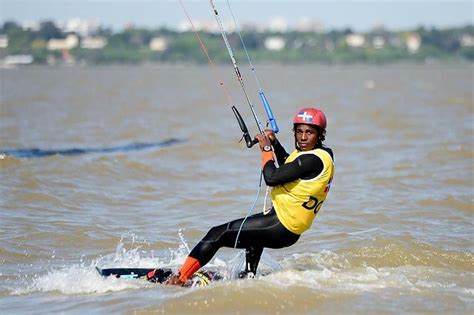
[0,64,473,314]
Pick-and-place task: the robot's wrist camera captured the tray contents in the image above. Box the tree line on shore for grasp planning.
[1,21,473,64]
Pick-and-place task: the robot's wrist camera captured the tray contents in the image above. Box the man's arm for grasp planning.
[272,140,289,166]
[263,154,324,186]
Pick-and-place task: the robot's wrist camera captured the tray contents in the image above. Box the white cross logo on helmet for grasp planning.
[297,112,313,122]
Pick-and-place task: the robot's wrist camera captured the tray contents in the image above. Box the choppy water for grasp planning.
[0,64,473,314]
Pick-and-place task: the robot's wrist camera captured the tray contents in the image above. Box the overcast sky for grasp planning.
[1,0,473,32]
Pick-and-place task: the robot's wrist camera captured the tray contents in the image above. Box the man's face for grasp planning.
[295,124,319,151]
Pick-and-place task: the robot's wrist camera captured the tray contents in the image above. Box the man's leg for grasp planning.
[243,246,264,277]
[169,210,297,284]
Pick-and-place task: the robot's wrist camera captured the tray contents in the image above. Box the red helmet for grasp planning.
[293,107,327,129]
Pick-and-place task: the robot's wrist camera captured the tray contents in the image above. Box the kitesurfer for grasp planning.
[167,107,334,286]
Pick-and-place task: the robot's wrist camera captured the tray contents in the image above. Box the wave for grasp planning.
[6,235,473,297]
[338,237,474,270]
[0,139,185,158]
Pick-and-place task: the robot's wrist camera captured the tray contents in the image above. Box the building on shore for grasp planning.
[2,54,34,66]
[47,34,79,51]
[149,37,168,51]
[406,33,421,53]
[0,35,8,48]
[346,34,366,48]
[264,36,286,51]
[80,36,107,49]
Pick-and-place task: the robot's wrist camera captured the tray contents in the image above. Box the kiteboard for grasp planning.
[96,266,225,287]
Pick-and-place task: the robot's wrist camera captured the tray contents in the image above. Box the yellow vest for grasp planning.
[271,148,334,235]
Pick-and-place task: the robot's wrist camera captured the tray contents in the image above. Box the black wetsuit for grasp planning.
[188,141,334,274]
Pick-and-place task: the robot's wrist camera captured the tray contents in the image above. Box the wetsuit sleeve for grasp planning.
[262,154,324,187]
[272,140,289,165]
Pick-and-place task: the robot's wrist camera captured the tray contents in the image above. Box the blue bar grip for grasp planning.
[259,92,279,133]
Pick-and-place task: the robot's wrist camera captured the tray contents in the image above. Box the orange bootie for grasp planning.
[178,256,201,283]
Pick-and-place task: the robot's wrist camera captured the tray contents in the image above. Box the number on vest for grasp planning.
[302,196,324,214]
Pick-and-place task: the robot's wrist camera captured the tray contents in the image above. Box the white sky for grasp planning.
[1,0,473,32]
